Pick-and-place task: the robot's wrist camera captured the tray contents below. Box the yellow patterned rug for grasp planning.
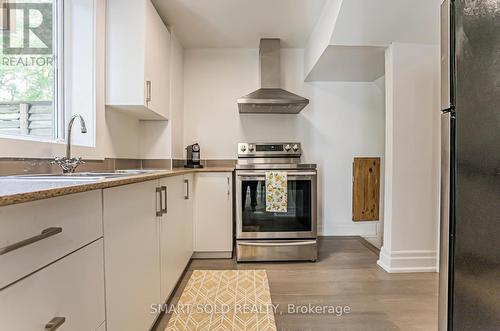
[166,270,277,331]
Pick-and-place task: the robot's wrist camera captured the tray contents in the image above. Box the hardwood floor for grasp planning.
[154,237,438,331]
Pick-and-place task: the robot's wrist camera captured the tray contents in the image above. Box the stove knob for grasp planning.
[284,144,291,152]
[240,145,247,152]
[248,145,255,152]
[292,144,299,152]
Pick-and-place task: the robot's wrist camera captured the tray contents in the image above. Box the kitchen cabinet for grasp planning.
[103,180,161,331]
[159,175,194,300]
[193,172,233,257]
[352,157,380,221]
[0,190,102,289]
[0,171,231,331]
[0,239,105,331]
[106,0,170,120]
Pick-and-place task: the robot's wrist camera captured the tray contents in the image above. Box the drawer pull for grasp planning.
[0,227,63,256]
[161,186,167,215]
[44,317,66,331]
[146,80,152,103]
[184,179,189,200]
[156,187,162,217]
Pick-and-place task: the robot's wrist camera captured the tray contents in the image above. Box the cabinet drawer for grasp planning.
[0,239,106,331]
[0,190,103,289]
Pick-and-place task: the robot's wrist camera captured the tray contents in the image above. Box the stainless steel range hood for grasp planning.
[237,39,309,114]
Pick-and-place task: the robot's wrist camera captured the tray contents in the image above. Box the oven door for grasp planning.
[236,170,317,239]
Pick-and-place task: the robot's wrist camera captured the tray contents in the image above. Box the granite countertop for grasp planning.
[0,167,234,207]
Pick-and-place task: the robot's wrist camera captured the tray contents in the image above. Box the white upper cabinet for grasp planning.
[106,0,170,120]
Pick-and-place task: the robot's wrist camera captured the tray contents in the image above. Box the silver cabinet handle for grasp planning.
[45,317,66,331]
[0,227,62,256]
[156,187,162,217]
[161,186,167,215]
[146,80,152,103]
[184,179,189,200]
[227,177,230,196]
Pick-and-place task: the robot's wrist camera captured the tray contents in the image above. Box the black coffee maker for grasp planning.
[185,143,203,168]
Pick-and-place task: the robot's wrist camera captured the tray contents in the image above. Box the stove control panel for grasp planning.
[238,143,301,157]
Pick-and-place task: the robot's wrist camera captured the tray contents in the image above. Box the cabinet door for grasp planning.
[106,0,146,106]
[352,157,380,221]
[0,240,105,331]
[194,173,233,253]
[103,180,161,331]
[159,175,192,301]
[144,0,170,118]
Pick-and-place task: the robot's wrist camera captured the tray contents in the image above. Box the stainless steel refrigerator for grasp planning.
[439,0,500,330]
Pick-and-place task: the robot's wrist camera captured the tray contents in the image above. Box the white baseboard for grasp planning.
[319,222,378,237]
[192,251,232,259]
[377,246,438,273]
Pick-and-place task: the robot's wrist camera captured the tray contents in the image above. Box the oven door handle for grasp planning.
[237,172,317,177]
[238,240,317,247]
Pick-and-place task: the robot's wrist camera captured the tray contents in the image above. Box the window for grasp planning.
[0,0,95,146]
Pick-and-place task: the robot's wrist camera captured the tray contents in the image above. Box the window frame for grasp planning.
[54,0,65,141]
[0,0,97,147]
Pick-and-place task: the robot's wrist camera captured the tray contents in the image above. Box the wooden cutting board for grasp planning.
[352,157,380,221]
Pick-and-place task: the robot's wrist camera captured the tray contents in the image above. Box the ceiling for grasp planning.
[330,0,440,45]
[152,0,327,48]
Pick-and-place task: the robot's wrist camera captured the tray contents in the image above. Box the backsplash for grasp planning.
[0,158,236,176]
[0,158,139,176]
[172,159,236,168]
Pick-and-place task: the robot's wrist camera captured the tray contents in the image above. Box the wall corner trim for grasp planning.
[377,246,438,273]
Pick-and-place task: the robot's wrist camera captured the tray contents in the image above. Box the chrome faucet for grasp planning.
[52,114,87,173]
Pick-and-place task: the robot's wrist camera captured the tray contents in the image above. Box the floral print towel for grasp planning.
[266,171,288,213]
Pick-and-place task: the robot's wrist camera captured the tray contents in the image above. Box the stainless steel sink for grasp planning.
[0,169,166,196]
[8,175,108,182]
[9,169,162,181]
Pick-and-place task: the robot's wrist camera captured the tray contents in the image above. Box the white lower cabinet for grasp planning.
[194,172,233,257]
[159,175,194,301]
[0,171,232,331]
[103,180,161,331]
[0,190,102,289]
[0,239,105,331]
[103,176,197,331]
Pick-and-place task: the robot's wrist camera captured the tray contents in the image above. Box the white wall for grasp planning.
[184,48,385,236]
[378,43,440,272]
[103,108,140,158]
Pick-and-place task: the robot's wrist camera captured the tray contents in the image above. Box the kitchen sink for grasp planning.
[8,169,163,181]
[7,175,109,182]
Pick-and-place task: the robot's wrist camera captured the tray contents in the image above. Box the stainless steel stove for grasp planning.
[235,143,317,262]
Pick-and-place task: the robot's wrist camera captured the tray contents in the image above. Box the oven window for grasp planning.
[241,179,312,232]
